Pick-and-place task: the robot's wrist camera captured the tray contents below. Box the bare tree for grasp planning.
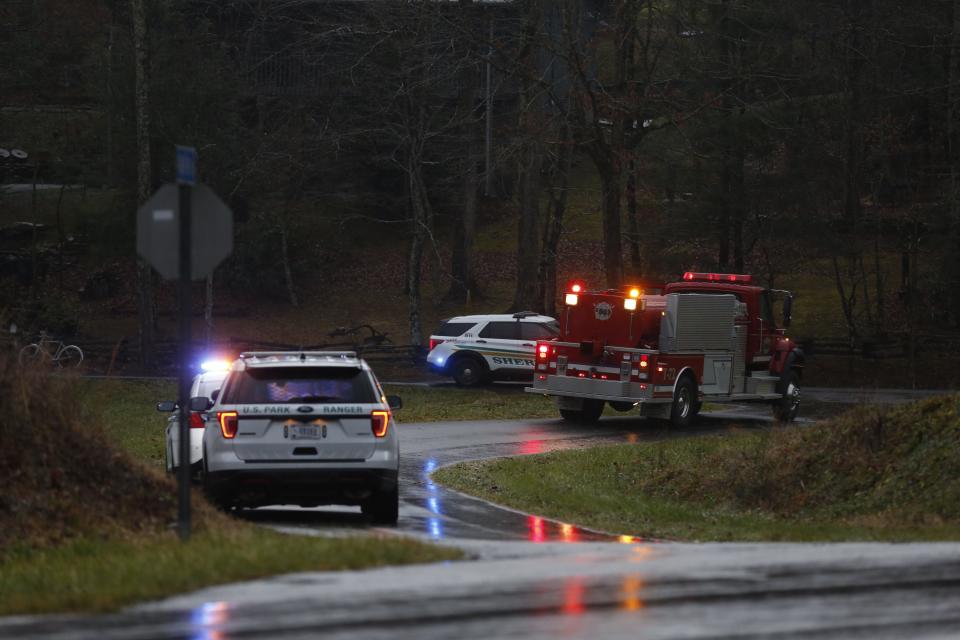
[132,0,155,369]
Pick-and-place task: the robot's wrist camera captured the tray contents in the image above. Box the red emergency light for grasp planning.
[682,272,753,284]
[567,280,586,293]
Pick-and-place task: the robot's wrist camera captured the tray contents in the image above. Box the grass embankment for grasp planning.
[0,365,459,616]
[434,395,960,542]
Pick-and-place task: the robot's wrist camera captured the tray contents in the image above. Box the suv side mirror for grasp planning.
[156,401,177,413]
[210,389,220,402]
[783,295,793,328]
[188,396,214,411]
[386,395,403,410]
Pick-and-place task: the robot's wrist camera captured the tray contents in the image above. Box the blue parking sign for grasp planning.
[176,145,197,185]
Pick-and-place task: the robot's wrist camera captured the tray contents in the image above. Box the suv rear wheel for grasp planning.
[451,355,486,387]
[362,486,399,525]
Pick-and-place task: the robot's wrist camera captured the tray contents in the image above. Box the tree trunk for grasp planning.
[406,154,430,347]
[539,127,574,318]
[732,127,745,271]
[277,212,299,308]
[106,22,114,188]
[204,274,214,345]
[625,162,642,275]
[599,163,624,288]
[512,141,542,311]
[132,0,155,370]
[511,0,543,311]
[446,49,481,303]
[949,0,960,326]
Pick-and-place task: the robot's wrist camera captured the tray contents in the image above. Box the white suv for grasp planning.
[426,312,558,386]
[198,351,401,524]
[157,367,228,478]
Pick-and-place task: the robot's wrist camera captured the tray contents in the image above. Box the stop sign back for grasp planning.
[136,183,233,281]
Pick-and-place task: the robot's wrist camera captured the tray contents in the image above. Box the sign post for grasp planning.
[176,146,195,541]
[137,145,232,542]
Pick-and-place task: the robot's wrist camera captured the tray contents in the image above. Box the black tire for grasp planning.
[451,355,487,387]
[609,401,635,413]
[559,399,605,424]
[669,375,697,428]
[362,485,399,525]
[772,370,801,423]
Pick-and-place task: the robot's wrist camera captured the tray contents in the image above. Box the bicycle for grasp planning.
[18,332,84,368]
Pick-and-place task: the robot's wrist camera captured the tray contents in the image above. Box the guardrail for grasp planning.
[54,335,428,375]
[798,333,960,359]
[7,329,957,374]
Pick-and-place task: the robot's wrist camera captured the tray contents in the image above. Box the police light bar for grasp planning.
[682,272,753,284]
[201,359,231,372]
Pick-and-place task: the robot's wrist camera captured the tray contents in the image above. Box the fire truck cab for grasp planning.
[527,273,803,426]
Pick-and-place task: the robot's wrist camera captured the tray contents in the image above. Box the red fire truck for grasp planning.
[527,272,803,426]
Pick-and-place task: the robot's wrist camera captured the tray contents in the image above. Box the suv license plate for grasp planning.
[292,425,322,440]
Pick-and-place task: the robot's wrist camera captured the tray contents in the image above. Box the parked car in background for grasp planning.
[426,312,559,386]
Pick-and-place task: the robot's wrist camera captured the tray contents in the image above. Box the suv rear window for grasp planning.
[433,321,474,337]
[221,367,377,404]
[478,321,520,340]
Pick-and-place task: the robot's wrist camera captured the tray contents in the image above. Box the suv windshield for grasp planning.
[221,367,377,404]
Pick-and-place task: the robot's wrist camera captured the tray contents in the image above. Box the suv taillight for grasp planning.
[218,411,238,439]
[371,410,390,437]
[429,338,444,351]
[189,411,205,429]
[537,343,551,360]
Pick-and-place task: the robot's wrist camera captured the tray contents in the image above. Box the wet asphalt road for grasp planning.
[3,389,959,639]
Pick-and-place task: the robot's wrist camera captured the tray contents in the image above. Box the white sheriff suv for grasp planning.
[197,351,402,524]
[426,312,559,386]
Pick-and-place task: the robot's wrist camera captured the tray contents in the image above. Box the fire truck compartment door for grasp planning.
[701,355,733,395]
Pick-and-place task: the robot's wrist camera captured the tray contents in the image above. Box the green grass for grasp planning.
[0,527,460,615]
[81,379,175,468]
[386,385,556,423]
[434,395,960,542]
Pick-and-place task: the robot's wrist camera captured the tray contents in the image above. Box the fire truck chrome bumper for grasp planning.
[527,375,657,402]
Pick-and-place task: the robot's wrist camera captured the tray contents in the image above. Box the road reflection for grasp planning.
[423,458,444,540]
[190,601,229,640]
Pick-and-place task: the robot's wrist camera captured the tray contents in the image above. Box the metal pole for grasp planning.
[484,14,494,197]
[177,182,192,541]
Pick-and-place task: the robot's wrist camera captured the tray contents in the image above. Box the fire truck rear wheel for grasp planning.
[669,376,697,428]
[559,399,604,424]
[772,371,801,423]
[451,355,487,387]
